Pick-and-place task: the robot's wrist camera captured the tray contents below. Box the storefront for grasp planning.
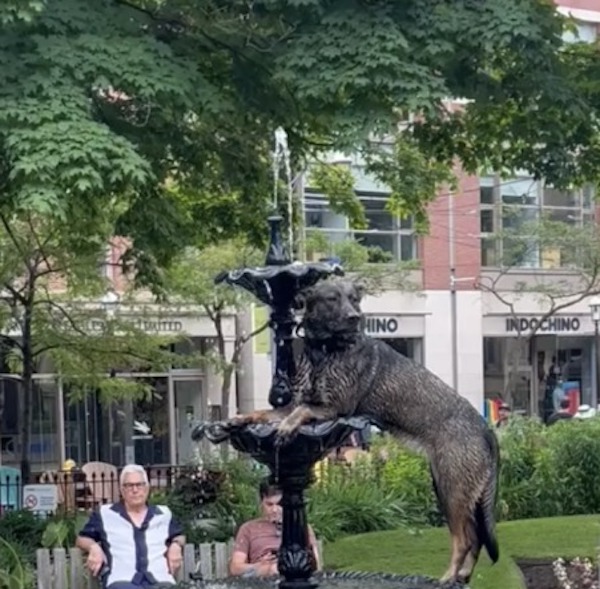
[363,313,424,363]
[0,311,237,473]
[483,312,596,417]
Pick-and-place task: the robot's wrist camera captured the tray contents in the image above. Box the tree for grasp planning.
[304,231,420,295]
[0,0,591,292]
[164,240,270,422]
[0,210,183,480]
[476,214,600,413]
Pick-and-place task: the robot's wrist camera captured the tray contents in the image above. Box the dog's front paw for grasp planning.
[275,418,299,446]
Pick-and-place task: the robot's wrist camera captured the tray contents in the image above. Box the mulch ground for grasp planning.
[517,557,598,589]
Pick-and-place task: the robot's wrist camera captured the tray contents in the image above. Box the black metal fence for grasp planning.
[0,465,192,517]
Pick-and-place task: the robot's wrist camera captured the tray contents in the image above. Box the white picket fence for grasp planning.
[36,542,232,589]
[36,540,324,589]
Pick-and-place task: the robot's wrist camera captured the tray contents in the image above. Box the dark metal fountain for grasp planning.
[191,213,466,589]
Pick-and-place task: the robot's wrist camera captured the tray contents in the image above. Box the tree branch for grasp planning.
[0,211,30,271]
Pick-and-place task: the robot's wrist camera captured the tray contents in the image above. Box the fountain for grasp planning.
[191,130,465,589]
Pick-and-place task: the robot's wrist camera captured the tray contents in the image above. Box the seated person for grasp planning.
[229,479,321,578]
[547,397,573,426]
[76,464,185,589]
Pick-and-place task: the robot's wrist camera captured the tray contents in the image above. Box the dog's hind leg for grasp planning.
[440,514,473,584]
[430,463,474,584]
[457,538,481,585]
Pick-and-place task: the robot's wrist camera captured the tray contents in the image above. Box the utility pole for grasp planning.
[449,190,459,393]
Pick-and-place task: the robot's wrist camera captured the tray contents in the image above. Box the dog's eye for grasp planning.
[327,295,338,302]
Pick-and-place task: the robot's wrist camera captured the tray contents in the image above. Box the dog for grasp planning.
[230,279,499,584]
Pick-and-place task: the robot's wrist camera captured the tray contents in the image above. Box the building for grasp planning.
[245,0,600,421]
[0,251,241,474]
[3,0,600,474]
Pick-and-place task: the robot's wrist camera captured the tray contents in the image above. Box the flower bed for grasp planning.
[518,557,598,589]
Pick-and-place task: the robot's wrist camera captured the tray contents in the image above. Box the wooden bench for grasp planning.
[36,541,324,589]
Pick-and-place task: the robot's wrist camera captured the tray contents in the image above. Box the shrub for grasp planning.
[307,457,411,541]
[0,537,35,589]
[374,436,442,526]
[147,417,600,545]
[497,415,600,521]
[496,416,548,520]
[0,510,45,562]
[41,513,88,549]
[153,455,268,544]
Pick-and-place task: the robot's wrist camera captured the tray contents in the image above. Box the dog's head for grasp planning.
[299,280,364,343]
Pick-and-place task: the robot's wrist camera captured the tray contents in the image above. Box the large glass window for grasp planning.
[379,338,423,364]
[63,375,171,467]
[132,376,169,465]
[562,20,598,44]
[479,176,595,269]
[304,192,417,262]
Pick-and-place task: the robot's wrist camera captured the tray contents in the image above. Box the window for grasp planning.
[563,20,598,44]
[479,176,595,269]
[304,192,417,262]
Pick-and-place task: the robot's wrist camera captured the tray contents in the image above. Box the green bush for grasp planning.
[496,416,548,520]
[147,418,600,545]
[0,510,45,562]
[374,437,442,526]
[153,455,268,544]
[308,460,411,541]
[497,415,600,521]
[0,537,35,589]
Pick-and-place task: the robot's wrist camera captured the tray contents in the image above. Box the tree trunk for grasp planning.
[505,335,534,411]
[220,364,234,421]
[504,337,522,409]
[20,302,34,483]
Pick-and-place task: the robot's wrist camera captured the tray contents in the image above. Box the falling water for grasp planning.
[272,127,294,258]
[274,444,280,484]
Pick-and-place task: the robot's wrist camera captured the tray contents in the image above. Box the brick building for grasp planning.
[243,0,600,422]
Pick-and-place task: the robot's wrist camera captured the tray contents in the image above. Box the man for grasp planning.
[76,464,185,589]
[547,397,573,426]
[552,380,566,413]
[229,479,321,578]
[495,403,511,428]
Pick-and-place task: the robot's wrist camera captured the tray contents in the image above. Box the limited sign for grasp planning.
[505,317,582,333]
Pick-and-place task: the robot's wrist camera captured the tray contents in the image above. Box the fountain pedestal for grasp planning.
[214,215,342,408]
[197,417,372,589]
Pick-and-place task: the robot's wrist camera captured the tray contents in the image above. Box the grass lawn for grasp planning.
[323,515,600,589]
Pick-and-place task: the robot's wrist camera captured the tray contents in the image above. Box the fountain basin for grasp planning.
[214,259,343,310]
[192,417,372,472]
[176,570,467,589]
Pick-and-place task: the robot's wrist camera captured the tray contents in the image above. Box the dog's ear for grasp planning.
[353,282,366,301]
[293,286,314,310]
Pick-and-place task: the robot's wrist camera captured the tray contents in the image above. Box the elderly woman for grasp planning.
[76,464,185,589]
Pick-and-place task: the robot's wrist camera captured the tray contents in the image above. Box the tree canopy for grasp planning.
[0,0,595,288]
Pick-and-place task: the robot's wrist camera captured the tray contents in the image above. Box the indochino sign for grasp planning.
[364,316,400,336]
[505,316,582,333]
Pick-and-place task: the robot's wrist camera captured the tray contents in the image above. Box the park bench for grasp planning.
[36,540,324,589]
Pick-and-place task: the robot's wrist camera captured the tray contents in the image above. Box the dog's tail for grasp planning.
[475,427,500,563]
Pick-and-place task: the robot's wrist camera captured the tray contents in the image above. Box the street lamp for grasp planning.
[589,295,600,409]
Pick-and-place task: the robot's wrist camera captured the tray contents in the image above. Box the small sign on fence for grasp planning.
[23,484,58,516]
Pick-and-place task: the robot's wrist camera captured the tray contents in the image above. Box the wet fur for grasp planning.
[233,280,499,583]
